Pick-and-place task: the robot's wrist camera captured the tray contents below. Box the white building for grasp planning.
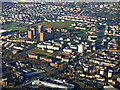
[100,69,104,75]
[100,5,103,8]
[78,44,85,53]
[108,72,112,78]
[13,46,23,50]
[88,36,97,42]
[117,78,120,82]
[63,48,72,53]
[37,44,46,48]
[47,50,54,53]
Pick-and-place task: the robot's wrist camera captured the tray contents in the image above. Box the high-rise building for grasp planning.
[39,25,60,41]
[31,27,36,36]
[40,32,44,41]
[28,30,33,39]
[40,31,54,41]
[78,44,85,53]
[38,25,43,33]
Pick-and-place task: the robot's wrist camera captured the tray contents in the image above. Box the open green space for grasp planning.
[34,21,74,29]
[2,22,30,32]
[2,21,74,32]
[26,48,47,55]
[2,21,88,38]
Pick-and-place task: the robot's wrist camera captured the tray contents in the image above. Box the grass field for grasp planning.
[26,48,47,55]
[34,21,74,29]
[2,21,74,32]
[2,22,30,32]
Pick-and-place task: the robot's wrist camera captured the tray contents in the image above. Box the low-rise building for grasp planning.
[63,48,72,53]
[28,54,38,59]
[50,63,59,68]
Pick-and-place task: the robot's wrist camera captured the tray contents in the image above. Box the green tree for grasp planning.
[59,63,68,72]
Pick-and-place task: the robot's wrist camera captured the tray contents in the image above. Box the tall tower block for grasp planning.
[28,30,33,39]
[31,27,36,36]
[38,25,43,33]
[40,32,44,41]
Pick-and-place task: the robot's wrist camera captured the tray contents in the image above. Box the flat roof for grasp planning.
[0,30,11,33]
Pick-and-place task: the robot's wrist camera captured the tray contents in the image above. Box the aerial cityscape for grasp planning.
[0,1,120,90]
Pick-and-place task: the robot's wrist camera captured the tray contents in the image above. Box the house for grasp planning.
[47,45,54,49]
[63,48,72,53]
[56,55,62,59]
[28,54,38,59]
[13,46,23,50]
[47,50,54,53]
[37,44,46,49]
[12,50,19,54]
[39,55,46,60]
[2,78,8,87]
[50,63,59,68]
[53,46,60,50]
[44,57,53,62]
[80,74,85,77]
[61,58,70,62]
[88,35,97,42]
[26,41,37,44]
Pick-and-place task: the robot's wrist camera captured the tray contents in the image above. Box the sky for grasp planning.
[0,0,119,2]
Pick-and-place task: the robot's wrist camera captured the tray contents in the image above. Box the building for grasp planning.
[2,78,8,87]
[92,46,96,51]
[117,78,120,82]
[32,79,74,89]
[108,72,112,78]
[63,48,72,53]
[28,30,33,39]
[40,32,44,41]
[31,27,36,36]
[100,69,104,75]
[47,27,53,32]
[50,63,58,68]
[78,44,85,53]
[12,50,19,54]
[28,54,38,59]
[38,25,43,33]
[40,31,54,41]
[88,36,97,42]
[56,29,60,32]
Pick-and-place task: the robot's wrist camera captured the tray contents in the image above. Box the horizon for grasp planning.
[0,0,119,2]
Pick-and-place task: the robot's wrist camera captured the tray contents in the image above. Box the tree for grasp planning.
[50,70,59,77]
[59,63,68,72]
